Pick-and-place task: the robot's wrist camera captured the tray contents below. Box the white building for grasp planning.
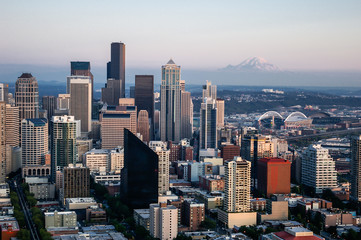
[224,157,251,213]
[150,203,178,240]
[149,141,170,195]
[301,144,337,194]
[84,149,110,173]
[109,147,124,174]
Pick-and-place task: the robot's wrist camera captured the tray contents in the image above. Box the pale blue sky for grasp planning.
[0,0,360,70]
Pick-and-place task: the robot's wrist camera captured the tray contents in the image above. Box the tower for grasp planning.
[108,42,126,100]
[70,61,94,102]
[216,98,225,128]
[15,73,39,120]
[67,76,92,133]
[301,144,337,193]
[42,96,57,120]
[121,129,158,208]
[21,118,48,166]
[138,110,150,144]
[51,116,77,180]
[0,102,5,183]
[224,157,251,213]
[160,59,181,143]
[135,75,154,138]
[351,136,361,201]
[181,91,193,139]
[200,98,217,149]
[149,141,170,195]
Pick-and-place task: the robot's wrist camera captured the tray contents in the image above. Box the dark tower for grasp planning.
[135,75,154,139]
[121,129,158,209]
[110,42,125,99]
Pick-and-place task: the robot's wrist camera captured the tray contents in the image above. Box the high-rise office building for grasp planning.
[67,76,92,133]
[63,164,90,199]
[241,134,274,185]
[135,75,154,138]
[149,141,170,195]
[200,98,217,149]
[202,80,217,100]
[160,59,181,143]
[220,144,240,162]
[21,118,48,166]
[216,99,225,128]
[5,104,19,147]
[138,110,150,144]
[42,96,57,120]
[57,94,70,111]
[70,61,94,101]
[100,104,137,148]
[258,158,291,197]
[224,157,251,213]
[0,84,9,103]
[51,116,77,179]
[0,102,5,183]
[150,203,178,240]
[351,136,361,202]
[301,144,337,193]
[105,42,126,101]
[181,91,193,139]
[121,129,158,208]
[15,73,39,120]
[154,110,160,140]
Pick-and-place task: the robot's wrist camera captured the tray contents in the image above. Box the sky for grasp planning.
[1,0,361,71]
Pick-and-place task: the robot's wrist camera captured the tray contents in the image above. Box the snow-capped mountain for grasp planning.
[221,57,281,72]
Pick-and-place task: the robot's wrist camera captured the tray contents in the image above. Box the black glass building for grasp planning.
[121,129,158,209]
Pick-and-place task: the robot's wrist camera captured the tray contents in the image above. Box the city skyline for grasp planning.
[1,1,360,72]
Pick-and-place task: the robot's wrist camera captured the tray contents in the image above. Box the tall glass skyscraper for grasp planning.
[200,98,217,149]
[160,59,181,143]
[51,116,77,179]
[121,129,158,209]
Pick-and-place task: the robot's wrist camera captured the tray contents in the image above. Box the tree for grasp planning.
[17,229,31,240]
[200,217,216,230]
[173,234,192,240]
[40,229,52,240]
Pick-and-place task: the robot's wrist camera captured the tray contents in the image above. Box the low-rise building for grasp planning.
[45,211,77,228]
[134,209,150,231]
[29,183,55,200]
[261,227,324,240]
[65,198,97,210]
[86,206,107,223]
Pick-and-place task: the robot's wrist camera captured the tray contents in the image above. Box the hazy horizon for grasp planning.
[1,1,361,72]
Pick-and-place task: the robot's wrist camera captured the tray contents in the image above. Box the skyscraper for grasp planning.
[301,144,337,193]
[241,134,274,186]
[121,129,158,208]
[351,136,361,201]
[138,110,150,144]
[216,98,225,128]
[70,61,94,101]
[15,73,39,120]
[0,102,5,183]
[67,76,92,133]
[160,59,181,143]
[200,98,217,149]
[149,141,170,195]
[0,84,9,103]
[21,118,48,166]
[181,91,193,139]
[135,75,154,138]
[63,164,90,199]
[107,42,126,100]
[57,94,70,111]
[224,157,251,213]
[51,116,77,180]
[100,104,137,148]
[202,80,217,100]
[42,96,57,120]
[5,104,19,147]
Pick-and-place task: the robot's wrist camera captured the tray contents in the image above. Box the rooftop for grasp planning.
[259,157,291,164]
[19,73,33,78]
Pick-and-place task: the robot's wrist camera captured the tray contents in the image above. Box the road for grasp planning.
[286,127,361,141]
[11,177,40,240]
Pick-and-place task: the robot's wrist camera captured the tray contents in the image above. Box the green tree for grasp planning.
[40,229,52,240]
[200,217,217,230]
[17,229,31,240]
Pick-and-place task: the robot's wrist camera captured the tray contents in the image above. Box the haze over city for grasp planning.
[1,0,361,86]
